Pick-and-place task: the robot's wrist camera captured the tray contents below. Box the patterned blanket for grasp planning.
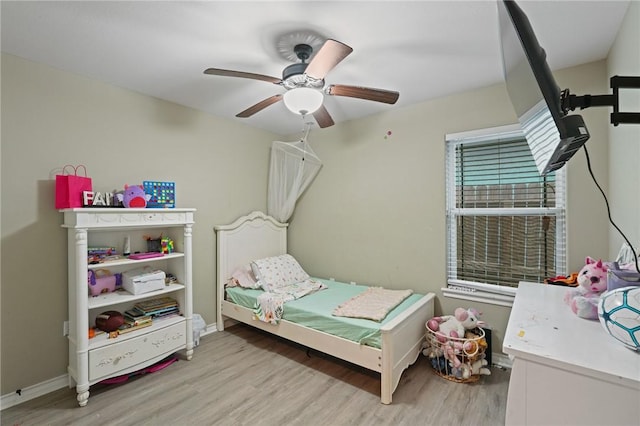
[253,279,326,325]
[333,287,414,322]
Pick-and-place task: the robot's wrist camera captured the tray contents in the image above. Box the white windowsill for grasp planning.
[442,281,519,307]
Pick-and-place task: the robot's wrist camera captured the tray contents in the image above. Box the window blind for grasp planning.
[446,126,566,290]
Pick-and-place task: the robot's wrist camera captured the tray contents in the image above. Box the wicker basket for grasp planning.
[424,326,487,383]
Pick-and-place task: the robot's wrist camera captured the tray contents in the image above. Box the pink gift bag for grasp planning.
[55,164,92,209]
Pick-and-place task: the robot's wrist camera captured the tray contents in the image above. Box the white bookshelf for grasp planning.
[62,208,195,407]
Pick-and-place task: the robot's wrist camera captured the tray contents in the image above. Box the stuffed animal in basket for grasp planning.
[442,340,465,369]
[563,257,609,320]
[459,355,491,379]
[427,307,484,341]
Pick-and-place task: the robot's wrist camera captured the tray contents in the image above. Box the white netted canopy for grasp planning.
[267,128,322,223]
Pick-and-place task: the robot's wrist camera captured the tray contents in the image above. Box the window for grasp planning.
[444,125,567,306]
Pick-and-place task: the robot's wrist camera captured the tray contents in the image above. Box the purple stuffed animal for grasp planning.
[117,184,151,208]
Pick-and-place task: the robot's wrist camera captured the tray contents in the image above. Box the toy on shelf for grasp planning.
[88,269,122,296]
[423,307,491,383]
[161,237,174,254]
[145,234,162,252]
[116,184,151,208]
[143,181,175,208]
[95,310,125,332]
[564,257,609,320]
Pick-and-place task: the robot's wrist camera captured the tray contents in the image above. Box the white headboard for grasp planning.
[214,211,287,326]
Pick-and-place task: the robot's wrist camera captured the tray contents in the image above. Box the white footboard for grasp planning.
[380,292,435,404]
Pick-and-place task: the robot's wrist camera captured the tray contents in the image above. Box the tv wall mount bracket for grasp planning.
[561,75,640,126]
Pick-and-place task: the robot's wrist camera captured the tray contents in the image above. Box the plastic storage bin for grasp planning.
[192,313,206,346]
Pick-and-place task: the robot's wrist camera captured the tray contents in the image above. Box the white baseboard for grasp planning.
[492,352,513,369]
[0,374,69,411]
[1,322,218,411]
[201,322,217,338]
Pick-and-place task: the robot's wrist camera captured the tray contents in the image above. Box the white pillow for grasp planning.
[251,254,310,292]
[228,266,260,289]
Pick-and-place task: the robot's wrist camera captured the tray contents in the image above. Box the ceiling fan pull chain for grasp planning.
[301,122,312,142]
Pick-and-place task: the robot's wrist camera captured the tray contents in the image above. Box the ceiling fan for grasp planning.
[203,39,399,128]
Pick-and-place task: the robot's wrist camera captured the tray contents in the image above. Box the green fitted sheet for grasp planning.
[225,278,424,349]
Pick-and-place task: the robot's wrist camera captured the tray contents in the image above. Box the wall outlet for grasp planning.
[63,321,69,337]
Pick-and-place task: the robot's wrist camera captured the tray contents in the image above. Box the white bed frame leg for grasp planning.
[380,375,392,405]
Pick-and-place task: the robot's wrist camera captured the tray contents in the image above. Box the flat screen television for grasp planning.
[498,0,590,176]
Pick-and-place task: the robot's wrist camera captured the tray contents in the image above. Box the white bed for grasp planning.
[214,211,435,404]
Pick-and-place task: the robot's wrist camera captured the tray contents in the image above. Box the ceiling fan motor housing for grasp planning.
[282,63,323,90]
[282,44,325,90]
[283,63,308,81]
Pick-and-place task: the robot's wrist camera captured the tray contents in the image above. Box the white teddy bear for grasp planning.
[460,357,491,379]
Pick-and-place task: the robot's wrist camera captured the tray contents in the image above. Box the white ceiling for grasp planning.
[1,1,630,136]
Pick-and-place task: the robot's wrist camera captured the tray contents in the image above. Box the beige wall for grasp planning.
[288,60,611,355]
[0,53,276,395]
[2,0,636,395]
[608,0,640,258]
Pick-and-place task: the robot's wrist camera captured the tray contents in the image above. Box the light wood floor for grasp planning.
[2,324,510,426]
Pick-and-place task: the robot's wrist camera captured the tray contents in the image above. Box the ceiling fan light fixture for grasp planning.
[283,87,323,115]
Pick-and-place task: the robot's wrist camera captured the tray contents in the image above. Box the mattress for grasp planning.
[225,278,424,349]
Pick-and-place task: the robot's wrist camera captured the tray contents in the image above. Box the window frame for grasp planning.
[444,124,567,307]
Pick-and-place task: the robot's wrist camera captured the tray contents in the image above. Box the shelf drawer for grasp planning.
[88,321,186,381]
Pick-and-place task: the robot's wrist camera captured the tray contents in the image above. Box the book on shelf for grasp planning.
[136,296,178,308]
[88,247,117,255]
[88,247,118,263]
[151,308,180,319]
[150,305,178,314]
[117,321,152,334]
[124,308,152,320]
[124,315,153,327]
[134,296,178,312]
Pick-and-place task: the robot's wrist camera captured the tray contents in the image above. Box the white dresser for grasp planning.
[503,282,640,426]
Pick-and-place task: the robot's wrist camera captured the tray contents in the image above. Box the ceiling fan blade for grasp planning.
[312,105,335,128]
[236,94,283,118]
[204,68,282,84]
[305,39,353,80]
[327,84,399,104]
